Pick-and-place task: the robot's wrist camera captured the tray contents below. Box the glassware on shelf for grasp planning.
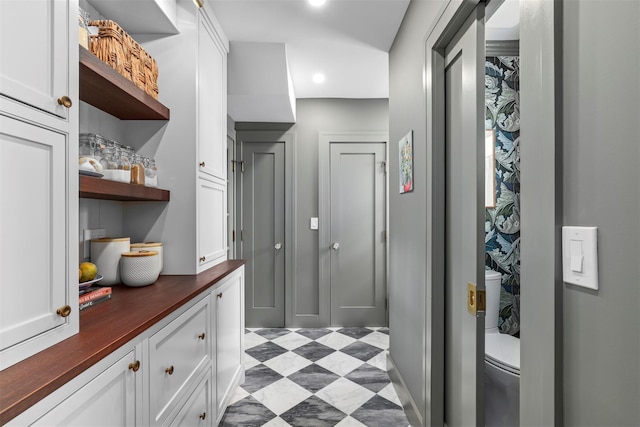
[116,145,132,184]
[79,133,105,173]
[144,157,158,187]
[99,144,120,181]
[131,154,146,185]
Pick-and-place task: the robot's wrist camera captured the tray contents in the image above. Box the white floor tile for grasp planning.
[252,378,312,415]
[335,416,368,427]
[378,383,402,407]
[359,331,389,350]
[264,351,313,377]
[261,417,291,427]
[228,385,249,405]
[245,332,269,349]
[315,377,375,415]
[272,332,313,350]
[244,353,262,369]
[366,350,388,371]
[315,351,364,376]
[316,331,357,350]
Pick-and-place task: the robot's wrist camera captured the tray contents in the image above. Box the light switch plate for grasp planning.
[562,226,598,290]
[310,217,319,230]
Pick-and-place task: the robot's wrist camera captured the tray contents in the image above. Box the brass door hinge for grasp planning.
[232,230,235,242]
[467,282,486,317]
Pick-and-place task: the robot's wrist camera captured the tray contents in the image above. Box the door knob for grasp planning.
[331,242,340,251]
[274,242,283,251]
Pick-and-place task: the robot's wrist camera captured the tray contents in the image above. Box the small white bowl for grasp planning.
[120,251,160,287]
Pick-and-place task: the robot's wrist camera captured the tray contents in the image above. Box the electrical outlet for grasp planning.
[83,228,106,260]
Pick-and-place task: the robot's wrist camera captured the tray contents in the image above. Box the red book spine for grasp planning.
[79,287,112,304]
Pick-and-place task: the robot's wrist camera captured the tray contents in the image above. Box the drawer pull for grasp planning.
[199,161,206,167]
[199,412,206,420]
[128,360,140,372]
[199,256,206,263]
[198,332,206,340]
[165,365,174,375]
[57,95,72,108]
[56,305,71,318]
[217,292,223,299]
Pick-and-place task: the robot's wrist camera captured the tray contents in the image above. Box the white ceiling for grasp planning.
[209,0,410,101]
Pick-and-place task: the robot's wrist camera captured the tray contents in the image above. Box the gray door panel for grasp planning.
[242,142,285,327]
[444,5,486,427]
[330,143,386,326]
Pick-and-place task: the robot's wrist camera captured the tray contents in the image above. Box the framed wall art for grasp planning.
[399,130,413,194]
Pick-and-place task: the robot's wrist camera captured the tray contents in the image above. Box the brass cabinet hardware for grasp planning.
[165,365,174,375]
[199,412,206,420]
[56,305,71,318]
[128,360,140,372]
[57,96,72,108]
[199,161,206,167]
[217,292,222,299]
[198,332,205,340]
[199,256,206,262]
[467,282,486,316]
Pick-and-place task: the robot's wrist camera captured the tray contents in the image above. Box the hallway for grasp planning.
[220,327,409,426]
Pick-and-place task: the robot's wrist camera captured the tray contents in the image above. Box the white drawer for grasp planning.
[149,295,211,426]
[168,368,212,427]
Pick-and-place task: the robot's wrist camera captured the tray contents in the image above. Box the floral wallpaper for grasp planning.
[485,56,520,336]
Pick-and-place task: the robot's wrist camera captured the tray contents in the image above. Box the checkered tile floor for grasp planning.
[220,327,410,427]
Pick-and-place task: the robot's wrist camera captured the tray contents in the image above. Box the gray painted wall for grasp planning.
[237,98,389,326]
[561,1,640,425]
[387,0,447,423]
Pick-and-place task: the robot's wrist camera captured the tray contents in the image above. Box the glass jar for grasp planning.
[78,8,90,50]
[79,133,105,172]
[116,146,131,183]
[144,157,158,187]
[99,146,120,181]
[131,154,145,185]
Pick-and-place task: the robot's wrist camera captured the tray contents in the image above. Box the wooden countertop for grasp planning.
[0,260,245,424]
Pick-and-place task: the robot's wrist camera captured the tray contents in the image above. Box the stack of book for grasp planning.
[79,286,112,311]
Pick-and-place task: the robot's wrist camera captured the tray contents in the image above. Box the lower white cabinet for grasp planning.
[214,269,245,423]
[198,176,228,272]
[6,266,245,427]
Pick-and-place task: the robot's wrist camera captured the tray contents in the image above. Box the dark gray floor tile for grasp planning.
[377,327,389,335]
[255,328,293,340]
[292,341,336,362]
[294,328,333,340]
[345,363,390,392]
[288,363,340,393]
[241,364,283,393]
[336,327,375,339]
[219,395,277,426]
[351,395,408,427]
[246,341,288,362]
[340,341,383,362]
[280,396,346,427]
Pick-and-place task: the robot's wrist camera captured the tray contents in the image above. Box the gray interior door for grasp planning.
[329,142,386,326]
[241,142,285,327]
[444,5,486,427]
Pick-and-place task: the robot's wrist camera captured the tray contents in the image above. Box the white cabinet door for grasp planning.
[30,350,139,426]
[197,176,227,271]
[214,268,244,422]
[169,369,212,427]
[0,114,74,369]
[197,10,227,180]
[0,0,70,119]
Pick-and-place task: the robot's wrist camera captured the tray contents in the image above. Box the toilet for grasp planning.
[484,270,520,427]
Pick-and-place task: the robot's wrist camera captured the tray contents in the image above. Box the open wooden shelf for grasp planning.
[79,175,170,201]
[79,47,170,120]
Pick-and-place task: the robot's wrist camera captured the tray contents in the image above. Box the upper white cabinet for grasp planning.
[0,0,78,370]
[0,0,72,119]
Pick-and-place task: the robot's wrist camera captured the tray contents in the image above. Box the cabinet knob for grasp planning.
[217,292,223,299]
[198,332,206,340]
[199,412,206,420]
[165,365,174,375]
[56,305,72,318]
[199,161,206,167]
[128,360,140,372]
[199,256,206,263]
[57,96,72,108]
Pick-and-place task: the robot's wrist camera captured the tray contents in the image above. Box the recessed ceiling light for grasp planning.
[312,73,325,84]
[309,0,326,7]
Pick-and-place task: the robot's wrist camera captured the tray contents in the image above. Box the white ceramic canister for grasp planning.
[130,242,163,273]
[120,251,160,287]
[91,237,130,285]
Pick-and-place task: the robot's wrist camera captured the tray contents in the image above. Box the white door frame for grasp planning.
[423,0,561,425]
[319,131,389,327]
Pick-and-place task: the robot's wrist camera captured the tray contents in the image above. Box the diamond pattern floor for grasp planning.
[220,327,410,427]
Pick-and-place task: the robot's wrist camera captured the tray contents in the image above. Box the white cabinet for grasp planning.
[214,268,245,423]
[198,177,228,270]
[28,349,141,426]
[0,0,78,370]
[169,368,212,427]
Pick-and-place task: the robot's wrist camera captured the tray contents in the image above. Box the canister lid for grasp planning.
[131,242,162,248]
[91,237,130,243]
[121,250,158,257]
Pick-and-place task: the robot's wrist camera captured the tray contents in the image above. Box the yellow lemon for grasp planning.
[78,268,82,281]
[79,262,97,282]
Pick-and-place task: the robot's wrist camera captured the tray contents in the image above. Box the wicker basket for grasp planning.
[89,20,159,100]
